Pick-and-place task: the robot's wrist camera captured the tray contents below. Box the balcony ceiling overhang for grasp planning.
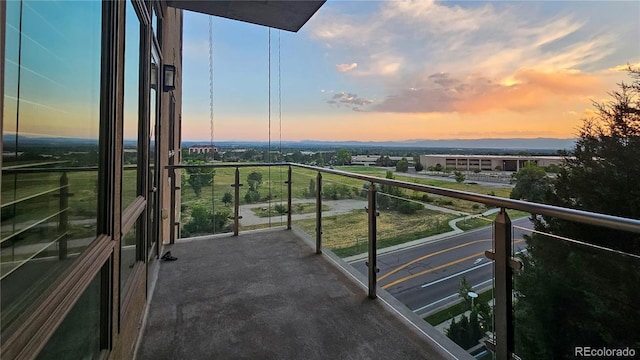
[166,0,326,32]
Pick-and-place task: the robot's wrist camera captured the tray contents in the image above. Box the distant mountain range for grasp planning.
[3,134,576,151]
[184,138,576,150]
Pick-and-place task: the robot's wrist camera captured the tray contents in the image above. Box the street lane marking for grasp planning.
[420,262,492,288]
[413,293,459,313]
[413,279,493,314]
[382,239,525,290]
[472,279,493,289]
[377,239,492,282]
[382,251,486,289]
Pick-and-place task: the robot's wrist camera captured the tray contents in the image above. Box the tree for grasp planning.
[510,162,550,203]
[458,277,473,309]
[221,192,233,206]
[434,163,443,172]
[186,161,214,197]
[335,148,352,166]
[454,171,465,183]
[247,171,263,190]
[514,69,640,359]
[414,157,424,172]
[396,157,409,172]
[375,155,394,167]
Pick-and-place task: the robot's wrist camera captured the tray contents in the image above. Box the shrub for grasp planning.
[397,201,424,214]
[181,205,229,237]
[274,204,287,215]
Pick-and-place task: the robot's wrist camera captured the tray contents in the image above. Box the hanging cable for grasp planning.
[278,30,284,223]
[208,16,216,233]
[268,28,272,227]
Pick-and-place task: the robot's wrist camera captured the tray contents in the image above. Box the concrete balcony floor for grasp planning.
[138,227,468,359]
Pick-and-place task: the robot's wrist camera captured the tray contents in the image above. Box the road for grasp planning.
[351,217,532,317]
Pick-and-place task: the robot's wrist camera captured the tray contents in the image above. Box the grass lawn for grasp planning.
[250,203,330,217]
[293,209,458,257]
[456,217,494,231]
[424,289,494,326]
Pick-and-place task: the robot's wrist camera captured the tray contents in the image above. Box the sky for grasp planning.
[181,0,640,142]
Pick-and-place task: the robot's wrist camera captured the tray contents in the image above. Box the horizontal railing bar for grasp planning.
[513,224,640,260]
[2,160,70,170]
[166,162,289,170]
[0,232,69,281]
[1,185,69,209]
[2,165,137,174]
[1,208,69,245]
[165,162,640,235]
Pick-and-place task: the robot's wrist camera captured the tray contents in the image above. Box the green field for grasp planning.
[292,208,458,257]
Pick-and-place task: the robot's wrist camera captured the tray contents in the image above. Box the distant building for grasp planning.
[419,154,563,172]
[351,155,414,166]
[188,144,218,154]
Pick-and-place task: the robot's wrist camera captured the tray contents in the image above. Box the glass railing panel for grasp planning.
[512,219,639,360]
[179,165,232,238]
[371,188,501,355]
[290,169,368,257]
[238,165,288,232]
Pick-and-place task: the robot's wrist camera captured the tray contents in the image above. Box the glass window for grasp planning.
[122,0,141,210]
[120,221,138,292]
[151,5,158,40]
[1,0,102,335]
[148,48,159,255]
[36,270,102,360]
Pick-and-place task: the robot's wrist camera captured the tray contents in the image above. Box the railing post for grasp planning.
[58,172,69,260]
[287,166,292,230]
[169,167,176,244]
[232,167,242,236]
[315,172,322,254]
[367,182,378,299]
[492,208,514,360]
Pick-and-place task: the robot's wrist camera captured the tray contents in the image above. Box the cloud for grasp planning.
[372,69,602,114]
[609,62,640,72]
[307,1,630,114]
[336,63,358,72]
[326,91,373,111]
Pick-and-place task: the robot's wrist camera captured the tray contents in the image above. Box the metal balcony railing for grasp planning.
[167,162,640,360]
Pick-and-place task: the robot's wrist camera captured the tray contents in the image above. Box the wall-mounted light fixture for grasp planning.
[163,64,176,92]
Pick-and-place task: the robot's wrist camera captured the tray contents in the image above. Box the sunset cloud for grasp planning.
[369,69,602,114]
[308,0,623,117]
[335,63,357,72]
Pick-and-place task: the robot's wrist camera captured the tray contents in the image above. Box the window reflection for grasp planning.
[122,0,141,210]
[148,48,159,254]
[36,270,102,360]
[1,0,102,336]
[120,221,138,292]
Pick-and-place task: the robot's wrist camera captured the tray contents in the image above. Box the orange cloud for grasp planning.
[457,69,601,113]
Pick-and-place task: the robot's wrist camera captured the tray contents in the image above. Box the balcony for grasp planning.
[138,227,469,359]
[133,162,640,359]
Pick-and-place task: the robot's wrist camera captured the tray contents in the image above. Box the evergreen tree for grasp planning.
[514,69,640,359]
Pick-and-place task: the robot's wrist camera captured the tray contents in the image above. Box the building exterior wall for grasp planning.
[0,1,181,359]
[188,145,217,154]
[419,154,564,171]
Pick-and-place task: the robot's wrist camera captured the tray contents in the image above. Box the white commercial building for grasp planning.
[419,154,563,172]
